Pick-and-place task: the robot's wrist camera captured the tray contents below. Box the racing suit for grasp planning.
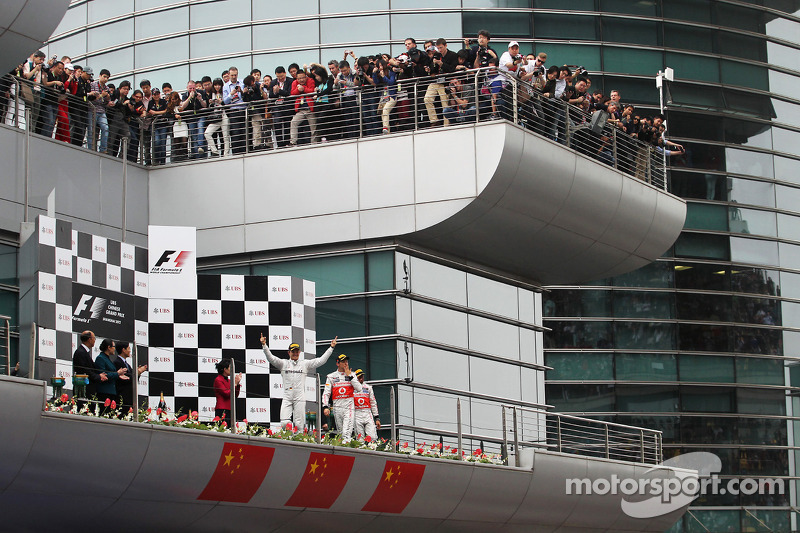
[322,370,362,441]
[263,345,333,430]
[353,381,379,440]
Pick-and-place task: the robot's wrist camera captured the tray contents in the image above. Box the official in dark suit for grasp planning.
[94,338,128,413]
[114,341,147,411]
[71,330,107,399]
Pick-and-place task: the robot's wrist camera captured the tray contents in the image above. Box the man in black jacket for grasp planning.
[71,330,107,399]
[268,67,293,148]
[424,38,459,127]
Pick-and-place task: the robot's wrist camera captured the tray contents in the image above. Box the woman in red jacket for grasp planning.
[214,358,241,424]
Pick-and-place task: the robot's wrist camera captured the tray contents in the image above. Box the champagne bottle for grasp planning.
[157,392,167,412]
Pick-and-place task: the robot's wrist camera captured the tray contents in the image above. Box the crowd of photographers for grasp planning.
[1,30,681,167]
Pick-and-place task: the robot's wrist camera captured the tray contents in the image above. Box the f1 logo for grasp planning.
[154,250,192,268]
[74,295,106,319]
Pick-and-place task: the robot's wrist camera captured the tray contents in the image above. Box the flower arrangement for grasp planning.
[44,396,502,464]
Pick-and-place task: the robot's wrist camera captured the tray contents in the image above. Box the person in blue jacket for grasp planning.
[94,338,128,413]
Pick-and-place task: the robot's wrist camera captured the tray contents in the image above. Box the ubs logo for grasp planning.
[80,267,91,275]
[177,381,197,388]
[177,332,195,339]
[201,357,220,364]
[136,329,147,337]
[136,280,147,287]
[305,291,314,298]
[58,313,70,321]
[224,285,242,292]
[40,282,54,292]
[152,356,171,363]
[41,339,54,347]
[94,245,105,253]
[41,226,53,235]
[250,407,268,413]
[225,334,243,340]
[123,252,134,261]
[108,273,119,281]
[272,334,289,341]
[201,309,219,315]
[152,307,171,314]
[58,258,71,266]
[249,358,267,365]
[248,310,266,316]
[293,311,303,319]
[272,287,289,293]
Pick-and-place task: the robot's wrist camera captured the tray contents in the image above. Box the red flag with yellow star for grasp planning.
[361,460,426,513]
[197,442,275,503]
[284,452,355,509]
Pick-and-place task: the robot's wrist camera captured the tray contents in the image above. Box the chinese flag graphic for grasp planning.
[361,460,426,513]
[284,452,355,509]
[197,443,275,503]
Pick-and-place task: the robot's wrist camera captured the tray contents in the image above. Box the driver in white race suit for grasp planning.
[260,333,338,430]
[322,353,362,442]
[353,369,380,440]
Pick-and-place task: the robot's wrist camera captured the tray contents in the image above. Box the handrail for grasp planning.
[0,315,10,376]
[1,68,666,188]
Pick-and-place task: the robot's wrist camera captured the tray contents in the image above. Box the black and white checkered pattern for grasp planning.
[30,216,317,425]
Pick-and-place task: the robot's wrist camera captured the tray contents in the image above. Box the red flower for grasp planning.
[285,422,293,432]
[177,414,188,423]
[146,408,152,414]
[243,418,248,424]
[156,408,162,415]
[221,421,227,428]
[191,411,198,419]
[104,398,111,407]
[473,448,482,456]
[212,416,220,422]
[403,442,409,448]
[111,400,116,409]
[60,393,68,403]
[268,428,274,435]
[128,408,133,413]
[365,435,372,443]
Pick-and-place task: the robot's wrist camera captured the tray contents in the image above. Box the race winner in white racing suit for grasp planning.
[260,334,338,430]
[322,354,362,442]
[353,369,380,440]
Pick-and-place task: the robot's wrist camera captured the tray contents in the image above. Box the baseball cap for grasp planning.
[508,41,519,48]
[288,343,300,351]
[336,354,349,362]
[355,369,364,377]
[64,63,74,71]
[84,67,94,77]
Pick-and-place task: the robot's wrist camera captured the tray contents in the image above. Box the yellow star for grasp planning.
[239,448,243,453]
[239,454,244,460]
[230,469,234,474]
[223,451,234,466]
[309,460,319,474]
[385,468,394,482]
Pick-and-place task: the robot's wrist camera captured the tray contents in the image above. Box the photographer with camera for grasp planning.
[373,58,397,134]
[289,69,317,145]
[107,80,131,158]
[464,30,498,70]
[268,67,292,148]
[179,79,208,158]
[355,55,380,136]
[337,60,359,139]
[499,41,526,76]
[442,74,476,124]
[223,67,247,154]
[423,38,459,127]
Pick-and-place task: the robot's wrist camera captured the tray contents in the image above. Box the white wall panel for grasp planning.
[411,300,468,349]
[467,273,518,319]
[408,256,467,306]
[468,315,519,360]
[411,345,470,391]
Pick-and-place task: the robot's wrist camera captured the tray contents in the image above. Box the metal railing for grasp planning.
[1,315,11,376]
[501,405,663,465]
[1,69,666,188]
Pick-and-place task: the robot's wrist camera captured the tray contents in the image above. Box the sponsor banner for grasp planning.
[198,300,222,324]
[71,282,135,340]
[221,274,245,301]
[268,325,292,351]
[303,280,315,306]
[39,272,56,303]
[245,349,270,374]
[55,248,72,278]
[39,327,57,359]
[244,301,268,325]
[198,350,221,373]
[76,257,92,286]
[148,225,197,299]
[222,324,246,349]
[92,235,107,263]
[38,216,56,247]
[268,276,292,302]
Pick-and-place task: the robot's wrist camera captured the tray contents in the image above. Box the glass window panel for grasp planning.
[683,510,739,532]
[729,177,775,207]
[603,47,662,76]
[668,112,723,142]
[736,358,784,385]
[545,384,616,412]
[0,244,17,286]
[317,298,366,340]
[543,289,611,317]
[390,13,462,40]
[535,44,601,73]
[772,125,800,156]
[679,354,735,383]
[546,352,614,381]
[601,18,659,46]
[714,3,765,33]
[367,252,393,292]
[674,233,729,260]
[544,321,613,349]
[729,207,776,237]
[614,322,676,350]
[767,14,800,40]
[732,296,781,325]
[772,99,800,126]
[770,42,800,73]
[737,416,787,445]
[676,293,731,321]
[663,0,711,22]
[534,14,597,40]
[88,19,134,51]
[669,84,725,111]
[681,386,735,412]
[613,292,674,319]
[730,236,778,266]
[393,0,460,6]
[720,60,769,91]
[253,20,320,51]
[737,388,785,415]
[253,51,320,77]
[741,510,791,531]
[723,90,775,119]
[135,36,189,70]
[253,0,318,20]
[462,12,532,38]
[671,142,726,172]
[616,415,679,440]
[778,213,800,241]
[731,267,779,296]
[776,184,800,212]
[199,265,250,275]
[87,48,135,79]
[768,69,795,100]
[781,272,800,299]
[48,33,87,62]
[781,300,800,328]
[679,324,730,352]
[252,255,365,296]
[0,290,19,325]
[191,27,250,60]
[670,171,725,201]
[616,353,677,381]
[317,341,368,379]
[132,64,188,92]
[88,0,133,23]
[600,0,657,15]
[675,262,729,291]
[190,0,251,28]
[723,118,772,149]
[368,340,397,380]
[664,26,714,54]
[534,0,592,7]
[612,261,673,288]
[463,0,530,6]
[684,202,728,231]
[321,15,389,44]
[600,76,658,105]
[725,148,773,178]
[617,385,678,412]
[367,295,395,336]
[189,58,245,84]
[733,326,782,355]
[135,7,188,40]
[53,3,87,37]
[320,0,389,12]
[716,32,766,62]
[681,416,736,443]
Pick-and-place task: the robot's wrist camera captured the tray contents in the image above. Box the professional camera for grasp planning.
[534,65,545,76]
[576,66,589,76]
[433,52,443,61]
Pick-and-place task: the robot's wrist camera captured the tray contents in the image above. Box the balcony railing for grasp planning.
[2,68,666,188]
